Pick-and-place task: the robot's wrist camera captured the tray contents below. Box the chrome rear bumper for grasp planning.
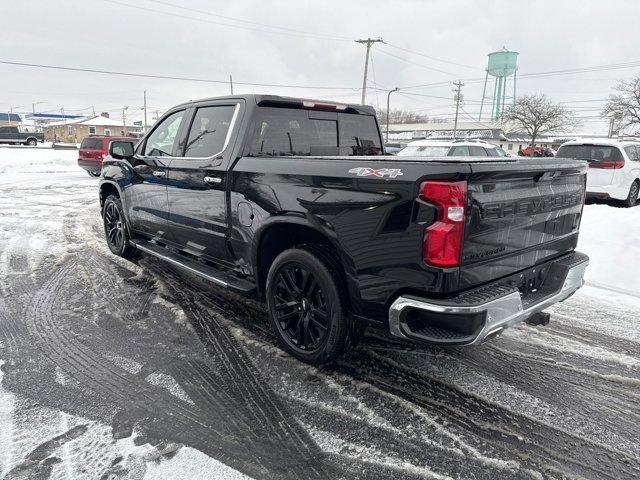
[388,254,588,345]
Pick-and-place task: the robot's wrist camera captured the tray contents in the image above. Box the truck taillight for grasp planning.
[589,160,624,169]
[419,180,467,268]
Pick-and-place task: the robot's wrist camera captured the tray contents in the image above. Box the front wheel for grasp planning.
[102,195,137,259]
[25,138,37,146]
[266,247,351,365]
[624,180,639,208]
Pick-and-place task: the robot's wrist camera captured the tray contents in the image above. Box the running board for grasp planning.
[131,240,256,295]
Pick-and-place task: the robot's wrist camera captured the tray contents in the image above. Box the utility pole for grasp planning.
[229,75,234,95]
[452,81,464,140]
[122,106,128,135]
[386,87,399,143]
[355,37,383,105]
[143,91,148,132]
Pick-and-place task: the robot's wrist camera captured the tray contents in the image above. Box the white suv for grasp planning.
[397,139,508,158]
[556,139,640,207]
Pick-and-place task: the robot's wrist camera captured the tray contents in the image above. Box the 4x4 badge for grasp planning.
[348,167,403,179]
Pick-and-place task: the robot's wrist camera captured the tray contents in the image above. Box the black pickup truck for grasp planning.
[0,126,43,146]
[99,95,589,364]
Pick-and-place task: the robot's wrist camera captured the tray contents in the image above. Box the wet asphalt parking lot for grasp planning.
[0,147,639,479]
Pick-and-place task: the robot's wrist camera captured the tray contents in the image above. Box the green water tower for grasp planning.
[479,48,519,121]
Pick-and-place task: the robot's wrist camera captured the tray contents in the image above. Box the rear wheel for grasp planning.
[624,180,639,208]
[266,247,351,365]
[102,195,136,259]
[25,138,37,146]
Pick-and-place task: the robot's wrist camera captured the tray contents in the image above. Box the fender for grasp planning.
[98,178,135,237]
[250,212,358,289]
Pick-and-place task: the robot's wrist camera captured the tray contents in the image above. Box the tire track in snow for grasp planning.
[82,252,347,479]
[21,257,337,480]
[333,349,640,480]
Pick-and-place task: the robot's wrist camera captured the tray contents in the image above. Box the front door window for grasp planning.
[144,111,185,157]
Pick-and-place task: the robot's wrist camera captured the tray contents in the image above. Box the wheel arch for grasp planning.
[99,180,122,209]
[252,216,351,298]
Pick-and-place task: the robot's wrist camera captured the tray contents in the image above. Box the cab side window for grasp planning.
[184,105,237,158]
[144,111,185,157]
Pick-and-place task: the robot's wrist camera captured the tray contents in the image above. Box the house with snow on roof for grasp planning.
[44,113,143,143]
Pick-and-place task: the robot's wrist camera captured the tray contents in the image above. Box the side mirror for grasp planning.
[109,141,135,159]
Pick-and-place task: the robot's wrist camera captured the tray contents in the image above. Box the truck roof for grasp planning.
[173,94,376,116]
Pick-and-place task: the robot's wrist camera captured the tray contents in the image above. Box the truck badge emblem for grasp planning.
[348,167,403,179]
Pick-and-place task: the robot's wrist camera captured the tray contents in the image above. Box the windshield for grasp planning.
[397,145,450,157]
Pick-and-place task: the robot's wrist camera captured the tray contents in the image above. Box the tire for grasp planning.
[624,180,639,208]
[88,170,101,177]
[25,138,37,147]
[266,246,351,365]
[102,195,137,259]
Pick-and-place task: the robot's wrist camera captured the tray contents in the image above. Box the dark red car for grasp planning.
[78,135,138,177]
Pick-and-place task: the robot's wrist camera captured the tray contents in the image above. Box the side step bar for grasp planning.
[131,240,256,295]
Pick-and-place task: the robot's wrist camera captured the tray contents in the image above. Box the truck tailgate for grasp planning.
[460,158,586,290]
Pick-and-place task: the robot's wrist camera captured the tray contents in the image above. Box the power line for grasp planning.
[144,0,352,41]
[101,0,352,42]
[383,43,481,71]
[401,60,640,90]
[374,47,458,76]
[0,59,362,90]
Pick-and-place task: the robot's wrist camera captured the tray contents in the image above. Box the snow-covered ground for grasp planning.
[0,147,639,479]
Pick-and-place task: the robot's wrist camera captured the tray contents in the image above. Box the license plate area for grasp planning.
[515,265,550,295]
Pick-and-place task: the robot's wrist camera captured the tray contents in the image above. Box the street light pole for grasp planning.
[386,87,399,143]
[31,101,45,130]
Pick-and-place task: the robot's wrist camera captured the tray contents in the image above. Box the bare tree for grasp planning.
[376,108,429,125]
[504,94,577,145]
[602,75,640,134]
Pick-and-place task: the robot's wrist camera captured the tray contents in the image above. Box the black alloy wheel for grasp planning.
[272,263,329,351]
[102,195,136,259]
[266,247,352,364]
[104,201,125,251]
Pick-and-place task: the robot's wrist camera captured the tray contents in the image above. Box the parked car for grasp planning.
[98,94,588,365]
[397,139,508,158]
[384,142,404,155]
[556,138,640,207]
[520,145,555,157]
[78,135,138,177]
[0,126,43,146]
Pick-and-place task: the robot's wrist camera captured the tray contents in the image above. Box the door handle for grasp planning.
[204,176,222,185]
[152,170,166,178]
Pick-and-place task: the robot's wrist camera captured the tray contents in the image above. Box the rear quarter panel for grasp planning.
[228,156,470,321]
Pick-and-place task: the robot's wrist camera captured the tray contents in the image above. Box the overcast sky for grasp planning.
[2,0,639,132]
